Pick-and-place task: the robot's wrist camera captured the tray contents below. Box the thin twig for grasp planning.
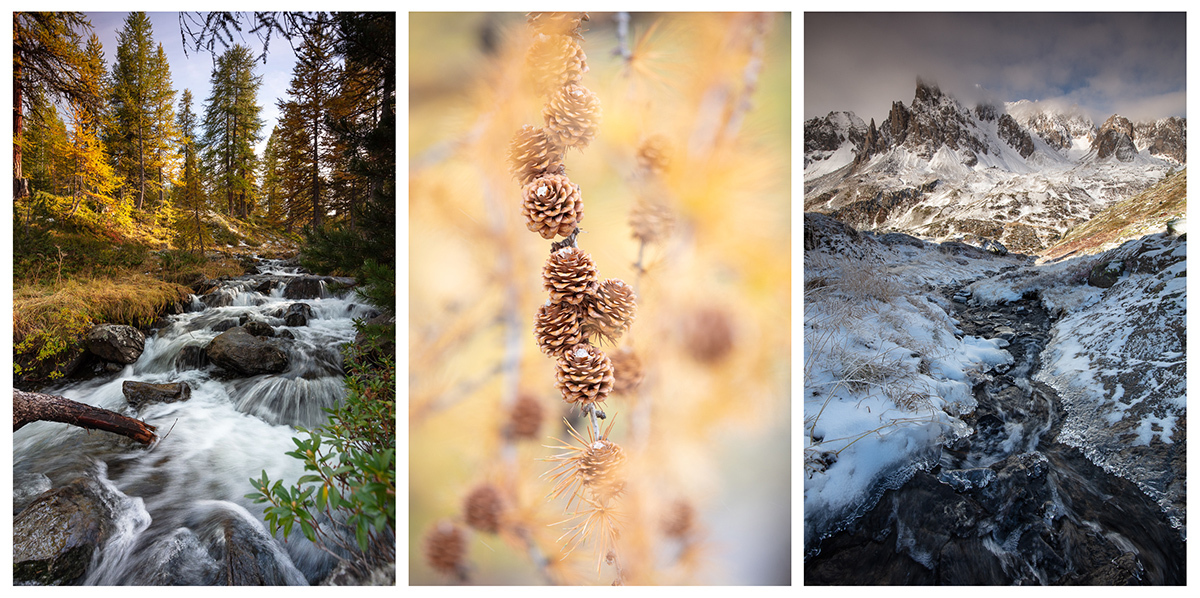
[613,12,632,63]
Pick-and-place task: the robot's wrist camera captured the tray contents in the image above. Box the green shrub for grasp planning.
[246,333,396,576]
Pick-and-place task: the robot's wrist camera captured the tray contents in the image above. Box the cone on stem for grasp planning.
[543,246,598,305]
[555,342,615,408]
[508,125,565,187]
[544,83,602,149]
[522,173,583,240]
[583,278,637,344]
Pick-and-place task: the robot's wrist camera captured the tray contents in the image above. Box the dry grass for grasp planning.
[13,274,193,380]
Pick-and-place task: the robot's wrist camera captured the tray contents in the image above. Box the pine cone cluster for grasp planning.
[577,437,626,503]
[543,246,598,304]
[424,522,467,579]
[508,125,564,187]
[583,279,637,344]
[522,173,583,240]
[526,33,588,95]
[556,343,616,408]
[544,83,602,149]
[527,12,589,39]
[534,301,584,356]
[463,484,504,534]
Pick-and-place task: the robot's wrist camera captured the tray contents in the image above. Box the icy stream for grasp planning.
[804,284,1185,584]
[13,259,378,585]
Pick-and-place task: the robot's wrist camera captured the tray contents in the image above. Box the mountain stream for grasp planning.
[13,259,379,585]
[804,283,1185,585]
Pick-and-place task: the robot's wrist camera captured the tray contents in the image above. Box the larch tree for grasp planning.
[108,11,175,211]
[13,12,97,199]
[19,87,70,198]
[65,34,118,216]
[259,126,287,229]
[276,14,340,231]
[175,89,206,254]
[147,44,179,212]
[202,44,263,219]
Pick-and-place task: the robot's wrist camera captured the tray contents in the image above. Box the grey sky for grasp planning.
[804,13,1185,125]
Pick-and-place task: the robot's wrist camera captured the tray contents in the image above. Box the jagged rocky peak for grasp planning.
[997,113,1035,158]
[1006,100,1096,152]
[1094,114,1138,162]
[1135,117,1186,164]
[804,111,866,154]
[884,77,987,159]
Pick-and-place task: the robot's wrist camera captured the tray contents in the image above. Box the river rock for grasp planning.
[284,303,314,327]
[123,380,192,409]
[243,321,275,337]
[85,324,146,364]
[13,478,116,585]
[175,344,209,370]
[283,276,326,299]
[206,327,288,375]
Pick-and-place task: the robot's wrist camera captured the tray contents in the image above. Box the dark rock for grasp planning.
[211,319,239,333]
[182,504,309,585]
[85,324,146,364]
[175,344,209,370]
[123,380,192,409]
[283,276,325,299]
[1088,259,1123,288]
[13,478,116,585]
[1138,116,1186,163]
[201,288,234,308]
[206,327,289,375]
[243,321,275,337]
[283,303,314,327]
[277,329,295,340]
[938,241,991,259]
[254,279,278,295]
[997,114,1035,158]
[1094,115,1138,162]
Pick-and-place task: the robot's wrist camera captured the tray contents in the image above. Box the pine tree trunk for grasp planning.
[14,390,158,445]
[14,60,29,199]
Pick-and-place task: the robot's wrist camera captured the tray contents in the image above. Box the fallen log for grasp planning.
[13,390,158,445]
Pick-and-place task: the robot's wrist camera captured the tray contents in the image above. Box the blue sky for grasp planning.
[84,11,300,156]
[804,13,1186,124]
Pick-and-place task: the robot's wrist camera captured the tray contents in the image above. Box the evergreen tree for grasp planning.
[65,34,118,216]
[201,44,263,219]
[13,12,96,198]
[175,89,207,253]
[276,14,340,231]
[20,86,70,197]
[147,44,179,212]
[260,126,286,228]
[108,11,175,211]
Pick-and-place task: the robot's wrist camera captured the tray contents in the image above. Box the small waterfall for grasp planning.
[13,259,373,585]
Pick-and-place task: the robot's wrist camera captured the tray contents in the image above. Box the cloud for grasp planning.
[805,13,1185,124]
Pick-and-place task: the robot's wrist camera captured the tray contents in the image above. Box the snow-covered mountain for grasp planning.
[804,80,1185,253]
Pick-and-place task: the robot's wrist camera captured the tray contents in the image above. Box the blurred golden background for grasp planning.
[409,12,791,585]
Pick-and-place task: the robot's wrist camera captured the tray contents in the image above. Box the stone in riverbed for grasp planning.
[85,324,146,364]
[13,477,116,585]
[122,380,192,409]
[206,327,288,375]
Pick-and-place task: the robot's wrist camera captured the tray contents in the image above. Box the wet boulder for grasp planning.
[123,380,192,409]
[85,324,146,365]
[283,303,314,327]
[283,276,325,299]
[242,321,275,337]
[174,344,209,370]
[206,327,289,375]
[13,477,116,585]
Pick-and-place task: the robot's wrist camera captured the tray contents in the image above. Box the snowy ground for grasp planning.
[804,212,1188,551]
[802,214,1026,550]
